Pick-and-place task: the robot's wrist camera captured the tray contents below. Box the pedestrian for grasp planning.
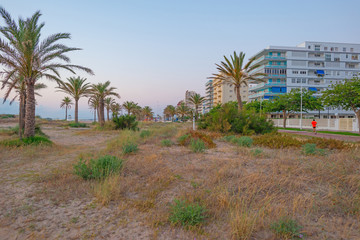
[311,118,317,134]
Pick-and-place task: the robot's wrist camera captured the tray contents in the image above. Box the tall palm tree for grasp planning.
[2,75,46,139]
[210,51,266,111]
[122,101,137,115]
[104,97,116,121]
[0,8,93,137]
[188,93,205,120]
[60,96,73,121]
[56,77,91,123]
[142,106,153,120]
[90,81,120,126]
[88,96,99,123]
[176,102,190,122]
[163,105,176,121]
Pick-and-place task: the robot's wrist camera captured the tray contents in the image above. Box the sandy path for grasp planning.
[279,129,360,142]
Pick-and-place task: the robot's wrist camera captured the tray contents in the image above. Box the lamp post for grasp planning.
[300,81,303,130]
[192,108,196,130]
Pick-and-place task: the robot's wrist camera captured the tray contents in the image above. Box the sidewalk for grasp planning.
[279,130,360,142]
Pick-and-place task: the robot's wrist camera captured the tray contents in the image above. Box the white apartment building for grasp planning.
[249,41,360,118]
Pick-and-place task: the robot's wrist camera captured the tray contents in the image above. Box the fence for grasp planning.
[271,118,359,132]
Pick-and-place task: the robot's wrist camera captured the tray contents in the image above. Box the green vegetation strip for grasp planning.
[277,127,360,136]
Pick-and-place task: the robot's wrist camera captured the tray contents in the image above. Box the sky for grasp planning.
[1,0,360,119]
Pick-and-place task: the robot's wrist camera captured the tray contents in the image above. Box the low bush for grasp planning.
[251,148,263,157]
[140,130,151,138]
[68,122,88,128]
[190,139,206,153]
[305,137,347,150]
[169,199,207,227]
[270,217,303,239]
[178,131,216,148]
[0,114,15,119]
[74,155,123,180]
[253,133,302,149]
[302,143,327,156]
[113,115,139,131]
[198,102,275,135]
[161,139,173,147]
[122,142,138,154]
[235,136,253,147]
[222,135,237,143]
[0,135,52,147]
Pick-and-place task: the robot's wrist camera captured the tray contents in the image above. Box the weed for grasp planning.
[253,133,301,149]
[270,217,303,239]
[302,143,327,156]
[74,155,123,180]
[178,130,216,148]
[161,139,173,147]
[0,136,52,147]
[190,139,206,153]
[68,122,88,128]
[236,136,253,147]
[169,199,207,227]
[222,135,237,143]
[140,130,151,138]
[251,148,263,157]
[70,217,79,223]
[122,142,138,154]
[177,134,190,144]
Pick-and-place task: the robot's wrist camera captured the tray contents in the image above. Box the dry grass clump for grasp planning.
[178,130,216,148]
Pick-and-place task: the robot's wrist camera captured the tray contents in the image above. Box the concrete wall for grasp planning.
[271,118,359,132]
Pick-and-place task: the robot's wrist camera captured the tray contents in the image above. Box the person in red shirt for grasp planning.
[311,119,317,134]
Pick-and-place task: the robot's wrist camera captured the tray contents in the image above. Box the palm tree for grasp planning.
[110,102,121,118]
[142,106,154,120]
[104,97,116,121]
[0,8,93,137]
[90,81,120,127]
[210,51,265,111]
[163,105,176,121]
[188,93,205,120]
[2,75,46,139]
[56,77,91,123]
[60,97,73,120]
[122,101,137,115]
[88,96,99,123]
[176,102,190,122]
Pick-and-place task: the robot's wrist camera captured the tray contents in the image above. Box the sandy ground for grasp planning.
[279,129,360,142]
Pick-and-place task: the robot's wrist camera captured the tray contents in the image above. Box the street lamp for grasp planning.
[300,81,303,130]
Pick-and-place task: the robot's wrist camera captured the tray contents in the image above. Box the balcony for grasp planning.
[249,82,286,91]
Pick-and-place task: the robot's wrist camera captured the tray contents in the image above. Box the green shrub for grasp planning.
[222,135,237,143]
[113,115,139,131]
[190,139,206,153]
[68,122,88,128]
[270,217,303,239]
[169,199,207,227]
[302,143,327,156]
[177,134,190,144]
[251,148,263,157]
[161,139,173,147]
[235,136,253,147]
[0,136,52,147]
[122,142,138,154]
[0,114,15,119]
[74,155,123,180]
[198,102,275,134]
[140,130,151,138]
[305,137,347,150]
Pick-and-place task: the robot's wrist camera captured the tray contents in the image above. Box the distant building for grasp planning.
[204,80,213,113]
[249,41,360,118]
[184,90,197,108]
[212,75,248,106]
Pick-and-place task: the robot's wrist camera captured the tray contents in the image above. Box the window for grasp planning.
[279,69,286,74]
[346,54,348,58]
[343,47,346,52]
[302,79,306,83]
[292,70,298,74]
[331,47,334,51]
[325,54,331,61]
[335,47,338,51]
[300,71,306,74]
[352,55,358,60]
[229,90,233,92]
[314,62,321,66]
[348,64,355,68]
[334,57,340,62]
[315,45,320,51]
[324,47,328,51]
[314,54,321,57]
[351,48,354,52]
[308,46,311,49]
[291,78,296,83]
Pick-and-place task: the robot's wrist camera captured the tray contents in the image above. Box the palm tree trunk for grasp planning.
[97,107,101,123]
[65,106,68,121]
[94,108,96,122]
[24,82,36,138]
[21,93,26,132]
[75,98,79,123]
[235,86,243,111]
[283,110,287,128]
[128,109,130,115]
[100,99,105,126]
[18,96,23,140]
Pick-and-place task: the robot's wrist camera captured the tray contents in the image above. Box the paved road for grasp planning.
[279,130,360,142]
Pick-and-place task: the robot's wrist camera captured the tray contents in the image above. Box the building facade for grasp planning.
[249,41,360,118]
[212,76,249,106]
[204,80,213,113]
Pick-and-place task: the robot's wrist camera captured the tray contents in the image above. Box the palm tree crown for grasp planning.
[60,96,73,120]
[210,51,265,111]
